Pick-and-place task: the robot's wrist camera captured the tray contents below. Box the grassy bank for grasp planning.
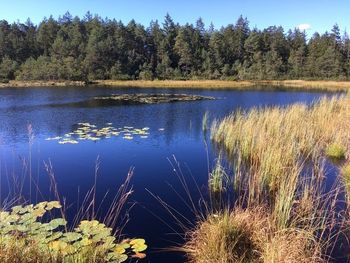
[186,94,350,262]
[0,80,85,88]
[95,80,350,91]
[2,79,350,91]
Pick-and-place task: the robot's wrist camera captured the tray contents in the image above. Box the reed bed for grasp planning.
[2,79,350,91]
[95,80,350,91]
[212,95,350,202]
[186,94,350,262]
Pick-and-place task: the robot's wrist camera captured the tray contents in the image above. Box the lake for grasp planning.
[0,86,335,262]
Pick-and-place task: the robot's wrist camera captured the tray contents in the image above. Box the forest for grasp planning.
[0,12,349,82]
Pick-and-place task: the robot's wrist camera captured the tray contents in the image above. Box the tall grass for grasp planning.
[95,80,350,91]
[2,79,350,91]
[186,94,350,262]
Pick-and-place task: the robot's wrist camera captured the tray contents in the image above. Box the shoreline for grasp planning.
[1,79,350,91]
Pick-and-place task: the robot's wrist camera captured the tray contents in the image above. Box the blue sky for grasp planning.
[0,0,349,35]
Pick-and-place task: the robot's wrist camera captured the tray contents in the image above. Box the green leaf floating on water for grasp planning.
[0,202,147,262]
[48,122,153,144]
[46,201,62,210]
[106,252,128,263]
[61,232,82,242]
[45,218,67,230]
[130,238,147,252]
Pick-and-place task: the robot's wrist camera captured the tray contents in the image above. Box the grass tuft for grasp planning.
[325,143,346,160]
[185,207,323,263]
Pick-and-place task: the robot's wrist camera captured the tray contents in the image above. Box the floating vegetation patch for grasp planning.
[94,93,216,105]
[48,93,216,108]
[46,123,164,144]
[0,201,147,262]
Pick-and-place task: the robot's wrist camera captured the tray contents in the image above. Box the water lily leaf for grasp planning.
[19,212,37,224]
[92,230,112,242]
[120,242,130,249]
[15,224,28,232]
[46,201,61,210]
[0,211,10,220]
[12,205,33,215]
[114,244,126,254]
[130,238,147,253]
[44,231,63,243]
[48,240,68,251]
[77,220,100,234]
[5,213,19,223]
[131,243,147,253]
[106,252,128,263]
[61,232,82,243]
[32,207,46,217]
[129,238,146,246]
[46,218,66,230]
[78,237,92,247]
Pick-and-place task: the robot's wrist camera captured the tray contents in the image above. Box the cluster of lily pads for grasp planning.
[45,122,164,145]
[0,201,147,263]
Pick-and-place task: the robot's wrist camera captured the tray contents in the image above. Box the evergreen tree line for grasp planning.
[1,12,350,82]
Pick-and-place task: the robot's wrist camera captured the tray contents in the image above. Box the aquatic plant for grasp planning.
[46,123,156,144]
[0,201,147,263]
[212,95,350,203]
[95,80,350,92]
[202,111,209,136]
[185,95,350,262]
[208,156,228,194]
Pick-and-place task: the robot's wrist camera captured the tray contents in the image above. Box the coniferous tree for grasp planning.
[0,13,349,81]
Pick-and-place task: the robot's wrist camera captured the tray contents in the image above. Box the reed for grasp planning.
[2,79,350,91]
[186,94,350,262]
[208,156,228,194]
[94,80,350,91]
[95,80,350,91]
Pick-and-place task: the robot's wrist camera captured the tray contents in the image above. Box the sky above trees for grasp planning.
[0,0,349,35]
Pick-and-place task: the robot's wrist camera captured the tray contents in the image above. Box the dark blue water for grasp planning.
[0,86,335,262]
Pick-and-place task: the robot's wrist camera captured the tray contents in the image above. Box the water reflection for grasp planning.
[0,86,338,263]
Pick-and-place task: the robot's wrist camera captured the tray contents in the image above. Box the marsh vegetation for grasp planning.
[185,94,350,262]
[0,86,339,262]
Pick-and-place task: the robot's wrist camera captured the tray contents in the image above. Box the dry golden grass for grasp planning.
[95,80,254,89]
[185,207,324,263]
[0,241,50,263]
[95,80,350,91]
[212,95,350,204]
[2,79,350,91]
[258,80,350,91]
[185,94,350,263]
